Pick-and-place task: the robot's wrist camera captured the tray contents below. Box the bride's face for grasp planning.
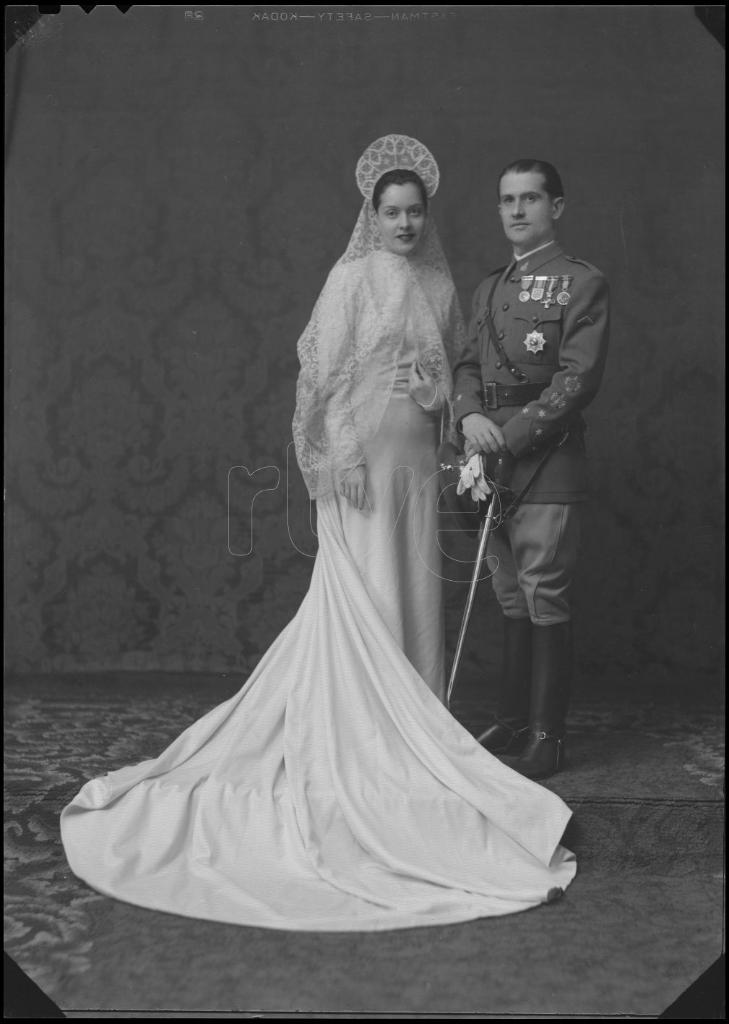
[375,183,427,257]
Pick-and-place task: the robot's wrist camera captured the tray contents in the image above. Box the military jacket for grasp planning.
[452,242,609,502]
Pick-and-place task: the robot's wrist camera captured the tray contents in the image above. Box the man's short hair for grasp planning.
[497,160,564,201]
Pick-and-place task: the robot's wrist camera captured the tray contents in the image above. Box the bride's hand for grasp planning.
[408,361,440,410]
[339,465,370,511]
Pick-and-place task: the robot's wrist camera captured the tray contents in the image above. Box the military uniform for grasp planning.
[453,240,609,506]
[452,239,609,778]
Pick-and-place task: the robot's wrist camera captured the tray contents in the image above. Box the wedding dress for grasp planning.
[60,137,576,930]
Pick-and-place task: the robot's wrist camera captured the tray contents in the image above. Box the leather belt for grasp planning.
[483,381,547,409]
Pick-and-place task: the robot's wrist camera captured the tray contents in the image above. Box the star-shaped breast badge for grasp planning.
[523,330,547,354]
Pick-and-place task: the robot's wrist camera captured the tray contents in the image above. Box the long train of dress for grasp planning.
[60,387,576,931]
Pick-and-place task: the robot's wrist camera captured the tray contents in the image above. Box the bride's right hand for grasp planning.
[339,465,370,511]
[407,360,440,410]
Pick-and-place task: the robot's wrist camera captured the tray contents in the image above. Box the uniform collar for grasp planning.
[513,240,563,275]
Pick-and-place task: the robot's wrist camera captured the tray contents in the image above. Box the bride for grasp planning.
[61,136,576,931]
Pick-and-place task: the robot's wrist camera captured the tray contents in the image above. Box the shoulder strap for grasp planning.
[565,254,593,270]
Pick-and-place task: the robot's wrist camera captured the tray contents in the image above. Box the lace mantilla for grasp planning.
[293,136,465,500]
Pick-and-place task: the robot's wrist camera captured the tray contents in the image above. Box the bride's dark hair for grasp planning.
[372,169,428,212]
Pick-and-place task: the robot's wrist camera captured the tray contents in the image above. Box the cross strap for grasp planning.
[479,271,530,384]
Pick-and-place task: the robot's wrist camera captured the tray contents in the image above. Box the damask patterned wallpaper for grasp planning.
[5,6,723,681]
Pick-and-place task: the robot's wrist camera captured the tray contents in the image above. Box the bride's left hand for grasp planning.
[339,464,370,512]
[408,361,441,410]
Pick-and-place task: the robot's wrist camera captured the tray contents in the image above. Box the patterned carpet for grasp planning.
[4,672,724,1016]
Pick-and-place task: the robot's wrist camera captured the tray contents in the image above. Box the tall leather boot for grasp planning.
[504,621,572,780]
[477,616,532,755]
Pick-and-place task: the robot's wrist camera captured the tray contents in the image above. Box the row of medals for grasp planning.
[518,274,572,308]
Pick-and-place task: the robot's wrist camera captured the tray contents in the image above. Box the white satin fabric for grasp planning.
[61,384,576,931]
[341,348,444,698]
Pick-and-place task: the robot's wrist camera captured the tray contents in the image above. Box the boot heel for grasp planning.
[504,731,565,780]
[477,722,529,755]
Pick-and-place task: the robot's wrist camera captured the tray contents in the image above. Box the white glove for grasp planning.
[456,454,492,503]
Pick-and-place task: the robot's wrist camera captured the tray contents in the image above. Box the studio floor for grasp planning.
[4,667,724,1018]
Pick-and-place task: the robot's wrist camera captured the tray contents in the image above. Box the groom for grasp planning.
[452,159,610,780]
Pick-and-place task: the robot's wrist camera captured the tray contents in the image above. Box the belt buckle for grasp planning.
[484,382,498,410]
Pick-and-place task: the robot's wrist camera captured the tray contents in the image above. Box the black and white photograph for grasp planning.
[4,4,724,1018]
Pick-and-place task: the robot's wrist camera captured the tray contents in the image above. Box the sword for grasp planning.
[446,490,498,709]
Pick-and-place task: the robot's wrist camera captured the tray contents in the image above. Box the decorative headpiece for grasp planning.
[355,134,440,200]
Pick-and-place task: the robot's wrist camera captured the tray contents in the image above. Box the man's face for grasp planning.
[497,171,564,255]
